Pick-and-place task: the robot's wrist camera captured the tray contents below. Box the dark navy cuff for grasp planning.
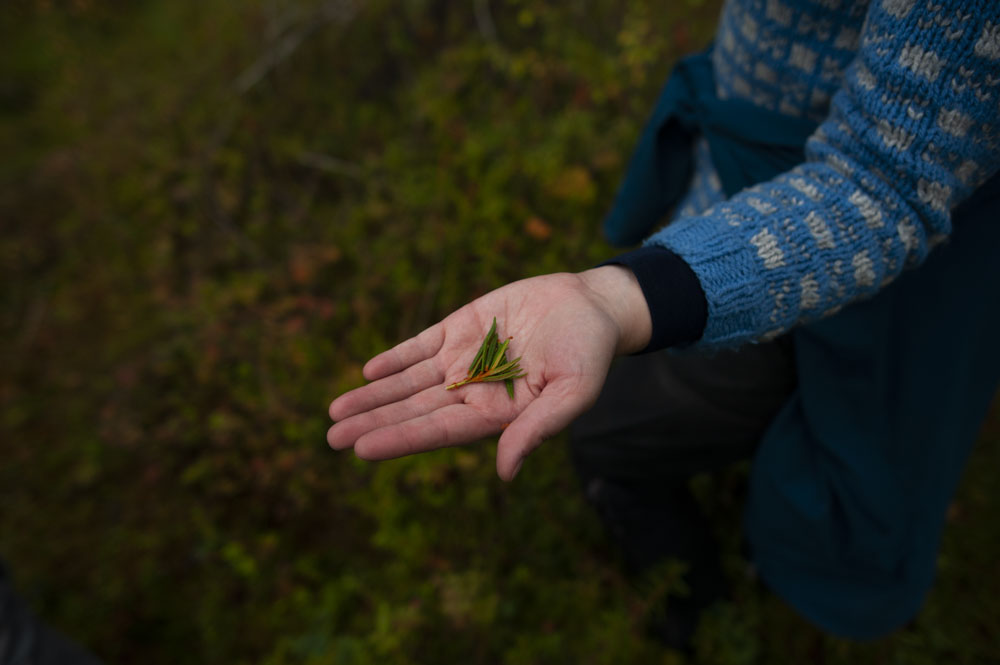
[601,246,708,352]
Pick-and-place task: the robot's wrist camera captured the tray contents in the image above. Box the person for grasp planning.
[328,0,1000,647]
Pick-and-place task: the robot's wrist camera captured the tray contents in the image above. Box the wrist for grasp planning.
[578,265,653,355]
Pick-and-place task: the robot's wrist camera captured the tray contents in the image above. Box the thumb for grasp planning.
[495,380,591,482]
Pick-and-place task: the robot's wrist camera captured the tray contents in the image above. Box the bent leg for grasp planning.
[568,338,795,648]
[570,337,796,489]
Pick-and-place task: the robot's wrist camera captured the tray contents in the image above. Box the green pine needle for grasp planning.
[446,318,526,397]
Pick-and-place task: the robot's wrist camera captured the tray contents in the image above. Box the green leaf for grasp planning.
[505,378,514,398]
[468,318,498,376]
[484,320,499,370]
[467,340,486,376]
[467,335,487,376]
[491,338,511,369]
[480,366,525,381]
[490,357,520,374]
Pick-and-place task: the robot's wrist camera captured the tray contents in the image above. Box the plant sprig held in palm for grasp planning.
[445,318,526,398]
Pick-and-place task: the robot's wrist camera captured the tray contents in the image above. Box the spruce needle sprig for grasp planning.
[445,318,526,398]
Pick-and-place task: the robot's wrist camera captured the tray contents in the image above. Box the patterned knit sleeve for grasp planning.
[646,0,1000,349]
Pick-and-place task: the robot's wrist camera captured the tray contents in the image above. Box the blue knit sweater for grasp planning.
[643,0,1000,349]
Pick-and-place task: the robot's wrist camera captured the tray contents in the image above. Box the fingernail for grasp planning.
[511,458,524,480]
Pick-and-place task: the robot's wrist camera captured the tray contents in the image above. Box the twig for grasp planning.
[233,27,311,94]
[473,0,498,42]
[296,151,365,180]
[233,0,362,95]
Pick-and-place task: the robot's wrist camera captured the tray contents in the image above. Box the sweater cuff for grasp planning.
[602,246,708,352]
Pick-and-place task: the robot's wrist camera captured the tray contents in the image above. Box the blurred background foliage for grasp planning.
[0,0,997,663]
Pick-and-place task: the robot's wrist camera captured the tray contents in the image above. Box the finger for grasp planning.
[363,324,445,381]
[496,381,589,482]
[353,403,495,460]
[330,358,444,421]
[328,381,458,450]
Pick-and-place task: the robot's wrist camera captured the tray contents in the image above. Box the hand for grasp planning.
[327,266,652,481]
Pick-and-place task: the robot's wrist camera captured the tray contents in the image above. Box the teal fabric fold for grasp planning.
[602,51,816,247]
[748,180,1000,638]
[606,49,1000,638]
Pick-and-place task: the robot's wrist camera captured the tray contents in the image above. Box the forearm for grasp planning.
[647,1,1000,348]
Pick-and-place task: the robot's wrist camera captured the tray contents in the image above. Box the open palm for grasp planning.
[327,271,634,480]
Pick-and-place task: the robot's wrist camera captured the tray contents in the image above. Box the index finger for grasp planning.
[363,323,445,381]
